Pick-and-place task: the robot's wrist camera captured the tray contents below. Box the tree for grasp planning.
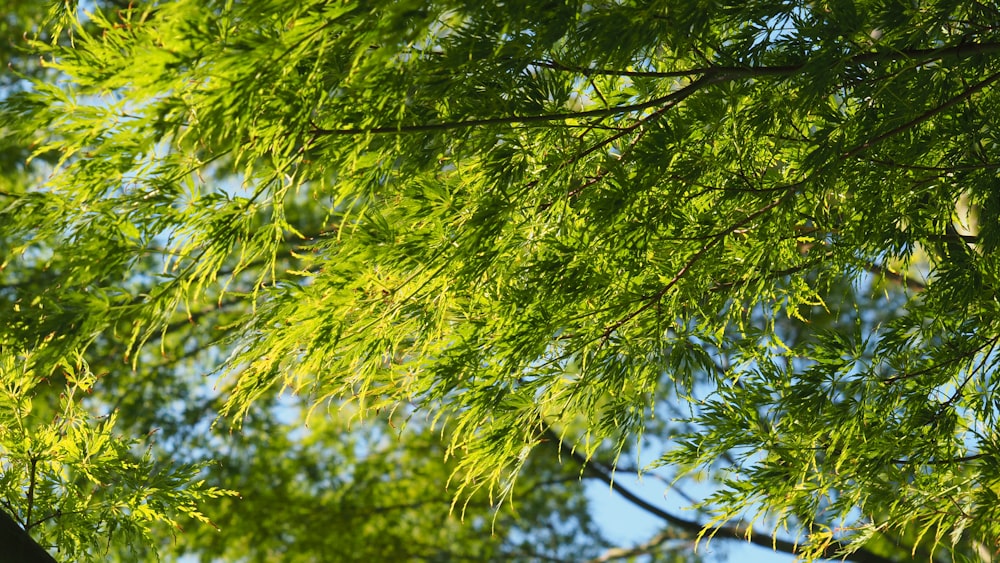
[3,0,1000,561]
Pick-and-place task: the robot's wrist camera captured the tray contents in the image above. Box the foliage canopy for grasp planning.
[3,0,1000,561]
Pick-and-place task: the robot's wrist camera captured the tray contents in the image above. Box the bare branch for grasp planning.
[586,529,679,563]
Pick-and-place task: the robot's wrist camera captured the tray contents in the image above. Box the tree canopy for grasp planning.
[3,0,1000,561]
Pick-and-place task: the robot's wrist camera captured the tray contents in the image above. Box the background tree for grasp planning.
[3,0,1000,561]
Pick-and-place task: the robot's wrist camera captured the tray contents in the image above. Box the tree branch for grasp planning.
[864,260,927,292]
[310,75,720,136]
[602,190,794,340]
[843,71,1000,158]
[585,529,679,563]
[540,42,1000,80]
[542,428,897,563]
[308,41,1000,139]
